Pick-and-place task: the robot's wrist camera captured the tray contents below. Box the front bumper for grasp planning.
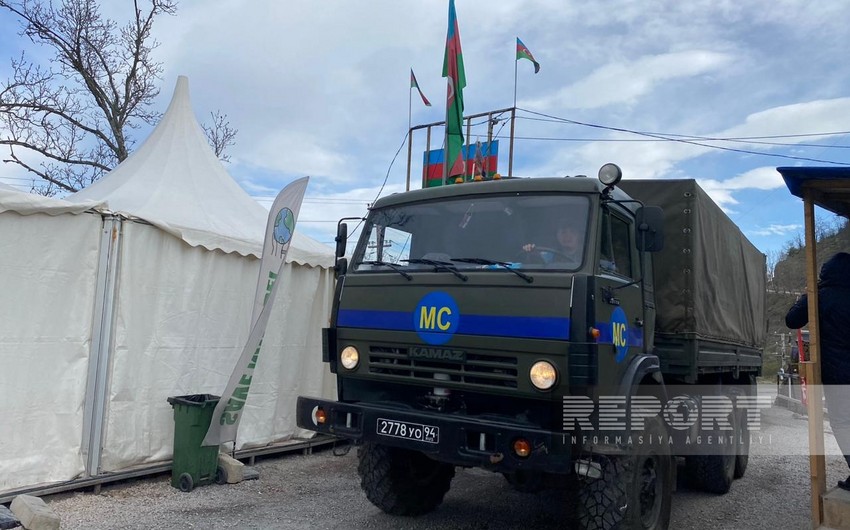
[296,396,572,473]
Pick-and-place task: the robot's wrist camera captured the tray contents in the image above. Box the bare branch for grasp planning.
[0,0,176,194]
[202,110,237,162]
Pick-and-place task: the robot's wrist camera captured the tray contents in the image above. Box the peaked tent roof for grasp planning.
[66,76,332,267]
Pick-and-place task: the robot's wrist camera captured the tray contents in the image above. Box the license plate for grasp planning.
[376,418,439,444]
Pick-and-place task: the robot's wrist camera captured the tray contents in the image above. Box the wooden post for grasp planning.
[803,188,826,528]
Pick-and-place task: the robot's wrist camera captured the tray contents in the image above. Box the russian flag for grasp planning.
[422,141,499,188]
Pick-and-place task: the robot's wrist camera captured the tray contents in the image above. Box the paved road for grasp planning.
[45,385,848,529]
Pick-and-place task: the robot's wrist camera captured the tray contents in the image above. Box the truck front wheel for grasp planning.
[357,443,455,516]
[578,415,674,529]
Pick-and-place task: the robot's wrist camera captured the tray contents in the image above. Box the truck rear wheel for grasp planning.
[685,395,739,493]
[733,399,750,479]
[733,378,756,479]
[577,415,673,530]
[357,443,455,516]
[686,447,735,494]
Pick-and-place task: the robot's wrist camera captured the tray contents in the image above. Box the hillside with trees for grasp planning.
[763,218,850,376]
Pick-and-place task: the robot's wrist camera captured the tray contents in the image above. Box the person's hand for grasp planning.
[522,243,536,252]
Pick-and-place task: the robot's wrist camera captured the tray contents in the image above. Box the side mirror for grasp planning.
[335,222,348,258]
[334,257,348,278]
[635,206,664,252]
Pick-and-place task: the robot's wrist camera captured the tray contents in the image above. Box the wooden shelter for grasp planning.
[779,166,850,528]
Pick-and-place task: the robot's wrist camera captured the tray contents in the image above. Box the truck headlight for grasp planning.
[530,361,557,390]
[340,346,360,370]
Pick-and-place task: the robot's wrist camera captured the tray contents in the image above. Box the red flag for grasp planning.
[410,69,432,107]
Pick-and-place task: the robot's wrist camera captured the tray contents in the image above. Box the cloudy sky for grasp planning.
[2,0,850,254]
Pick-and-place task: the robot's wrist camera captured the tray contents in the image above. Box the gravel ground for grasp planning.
[10,386,849,529]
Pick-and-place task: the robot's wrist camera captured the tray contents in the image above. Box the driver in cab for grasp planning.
[522,218,582,266]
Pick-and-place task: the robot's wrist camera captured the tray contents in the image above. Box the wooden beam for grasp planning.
[803,189,826,528]
[805,179,850,191]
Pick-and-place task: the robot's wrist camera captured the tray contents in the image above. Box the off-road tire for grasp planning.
[686,450,735,494]
[577,415,673,530]
[733,378,756,479]
[577,455,630,529]
[357,443,455,516]
[685,396,738,493]
[733,399,750,479]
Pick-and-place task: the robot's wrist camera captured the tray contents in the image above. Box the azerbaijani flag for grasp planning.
[516,37,540,73]
[442,0,466,179]
[410,69,431,107]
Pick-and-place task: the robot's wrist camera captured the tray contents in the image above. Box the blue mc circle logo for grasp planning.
[611,307,629,363]
[413,292,460,345]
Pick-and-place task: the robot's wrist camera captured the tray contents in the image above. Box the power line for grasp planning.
[497,133,850,149]
[516,115,850,141]
[516,108,850,165]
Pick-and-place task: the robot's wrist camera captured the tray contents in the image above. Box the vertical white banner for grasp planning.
[203,177,309,447]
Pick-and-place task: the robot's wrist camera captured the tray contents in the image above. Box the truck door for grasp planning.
[595,206,644,392]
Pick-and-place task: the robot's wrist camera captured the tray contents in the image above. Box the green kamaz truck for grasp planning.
[297,165,765,529]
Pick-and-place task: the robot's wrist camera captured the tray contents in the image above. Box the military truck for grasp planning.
[296,165,765,529]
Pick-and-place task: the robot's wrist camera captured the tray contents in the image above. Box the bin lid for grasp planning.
[167,394,220,407]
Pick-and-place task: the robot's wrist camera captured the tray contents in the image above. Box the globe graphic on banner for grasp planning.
[273,207,295,245]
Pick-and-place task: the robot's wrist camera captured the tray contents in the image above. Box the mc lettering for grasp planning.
[613,322,627,347]
[420,306,452,331]
[437,307,452,330]
[419,306,436,329]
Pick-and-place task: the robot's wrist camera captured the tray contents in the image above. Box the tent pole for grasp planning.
[81,216,123,477]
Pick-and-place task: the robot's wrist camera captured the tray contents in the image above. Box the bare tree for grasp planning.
[0,0,236,195]
[203,110,237,163]
[765,248,780,289]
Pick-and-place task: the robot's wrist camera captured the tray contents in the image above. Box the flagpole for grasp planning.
[407,82,412,191]
[513,53,518,108]
[510,56,518,178]
[443,97,448,186]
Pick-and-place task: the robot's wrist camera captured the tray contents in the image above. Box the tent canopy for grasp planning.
[0,185,104,216]
[67,76,332,267]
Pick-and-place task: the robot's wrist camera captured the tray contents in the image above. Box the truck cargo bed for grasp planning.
[618,179,765,375]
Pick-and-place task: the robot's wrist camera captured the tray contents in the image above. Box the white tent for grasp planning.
[68,76,331,267]
[1,77,336,495]
[0,187,106,492]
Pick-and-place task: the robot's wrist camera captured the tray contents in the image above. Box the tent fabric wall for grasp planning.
[0,210,103,491]
[237,262,337,448]
[99,221,258,470]
[99,220,336,471]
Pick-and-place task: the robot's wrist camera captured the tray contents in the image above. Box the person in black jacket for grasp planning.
[786,251,850,490]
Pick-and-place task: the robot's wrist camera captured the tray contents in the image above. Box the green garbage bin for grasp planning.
[167,394,220,492]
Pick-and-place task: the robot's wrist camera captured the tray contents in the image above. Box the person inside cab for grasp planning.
[522,217,583,266]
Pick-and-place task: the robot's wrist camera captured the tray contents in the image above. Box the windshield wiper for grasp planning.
[360,260,412,280]
[451,258,534,284]
[404,258,468,282]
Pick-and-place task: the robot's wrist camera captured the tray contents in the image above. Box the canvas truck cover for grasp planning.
[617,179,766,349]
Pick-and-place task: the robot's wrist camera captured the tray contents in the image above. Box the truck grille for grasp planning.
[367,346,519,389]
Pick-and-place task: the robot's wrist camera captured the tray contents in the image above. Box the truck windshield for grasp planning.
[351,194,590,272]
